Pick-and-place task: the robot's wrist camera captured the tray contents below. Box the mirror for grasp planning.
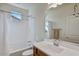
[45,3,79,44]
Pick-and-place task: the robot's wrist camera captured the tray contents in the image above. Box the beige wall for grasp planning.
[9,3,48,42]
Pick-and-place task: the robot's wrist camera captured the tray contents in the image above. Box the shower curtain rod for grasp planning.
[0,9,35,19]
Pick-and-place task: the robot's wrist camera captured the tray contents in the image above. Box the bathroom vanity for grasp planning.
[33,39,79,56]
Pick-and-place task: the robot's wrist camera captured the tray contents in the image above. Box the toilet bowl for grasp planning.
[22,49,33,56]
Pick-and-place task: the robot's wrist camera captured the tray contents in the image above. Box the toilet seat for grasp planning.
[22,49,33,56]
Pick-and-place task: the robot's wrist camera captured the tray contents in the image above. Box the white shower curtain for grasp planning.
[0,11,9,56]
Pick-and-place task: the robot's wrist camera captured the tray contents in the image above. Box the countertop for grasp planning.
[33,39,79,56]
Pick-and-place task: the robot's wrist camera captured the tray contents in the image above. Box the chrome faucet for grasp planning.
[53,39,60,46]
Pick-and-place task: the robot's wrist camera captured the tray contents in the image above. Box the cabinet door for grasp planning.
[33,46,48,56]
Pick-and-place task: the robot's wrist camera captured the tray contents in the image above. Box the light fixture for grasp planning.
[49,4,57,8]
[48,3,62,9]
[72,3,79,17]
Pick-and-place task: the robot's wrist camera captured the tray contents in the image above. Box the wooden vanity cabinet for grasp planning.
[33,46,48,56]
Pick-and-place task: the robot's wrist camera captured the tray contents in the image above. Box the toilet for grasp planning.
[22,41,33,56]
[22,49,33,56]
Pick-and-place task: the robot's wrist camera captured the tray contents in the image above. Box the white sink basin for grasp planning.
[41,43,64,54]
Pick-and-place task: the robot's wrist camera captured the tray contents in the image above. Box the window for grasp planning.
[11,11,22,21]
[45,21,49,32]
[45,21,53,32]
